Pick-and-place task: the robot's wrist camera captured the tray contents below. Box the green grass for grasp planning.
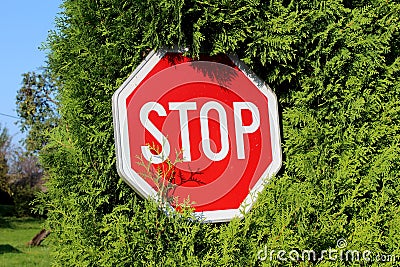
[0,206,51,267]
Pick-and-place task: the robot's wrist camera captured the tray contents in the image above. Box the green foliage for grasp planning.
[43,0,400,266]
[15,69,59,216]
[0,125,45,217]
[0,125,10,197]
[7,148,45,217]
[9,185,41,217]
[16,70,58,153]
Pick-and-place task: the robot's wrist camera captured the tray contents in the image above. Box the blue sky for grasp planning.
[0,1,62,144]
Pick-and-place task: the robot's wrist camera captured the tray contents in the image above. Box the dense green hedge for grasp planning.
[43,0,400,266]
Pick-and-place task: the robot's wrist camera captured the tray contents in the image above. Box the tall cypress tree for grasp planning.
[44,0,400,265]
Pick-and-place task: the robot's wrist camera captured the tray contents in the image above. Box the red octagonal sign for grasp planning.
[112,48,282,222]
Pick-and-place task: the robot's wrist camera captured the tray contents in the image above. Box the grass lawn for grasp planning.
[0,205,51,267]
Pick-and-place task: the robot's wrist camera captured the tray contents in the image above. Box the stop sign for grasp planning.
[112,48,282,222]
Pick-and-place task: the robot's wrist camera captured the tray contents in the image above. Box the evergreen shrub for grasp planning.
[43,0,400,266]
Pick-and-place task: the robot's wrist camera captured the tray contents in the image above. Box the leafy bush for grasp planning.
[0,125,44,217]
[43,0,400,266]
[7,151,45,217]
[10,185,41,217]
